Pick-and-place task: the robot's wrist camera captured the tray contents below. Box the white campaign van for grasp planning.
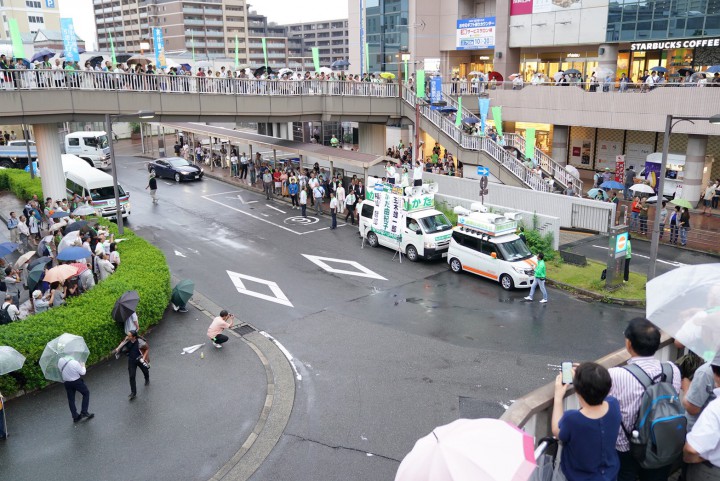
[359,178,453,261]
[62,154,130,219]
[447,205,537,290]
[64,131,111,169]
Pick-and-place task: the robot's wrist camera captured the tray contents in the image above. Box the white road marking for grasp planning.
[203,194,301,235]
[302,254,387,280]
[227,270,293,307]
[181,344,204,355]
[174,250,187,257]
[266,204,286,214]
[261,213,269,217]
[231,193,257,205]
[259,331,302,381]
[590,245,686,267]
[164,182,174,186]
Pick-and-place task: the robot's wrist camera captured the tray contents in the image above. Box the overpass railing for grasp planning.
[0,70,399,97]
[402,87,552,192]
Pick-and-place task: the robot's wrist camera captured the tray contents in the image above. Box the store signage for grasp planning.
[424,58,440,72]
[631,37,720,51]
[511,0,533,16]
[456,17,496,50]
[567,53,580,58]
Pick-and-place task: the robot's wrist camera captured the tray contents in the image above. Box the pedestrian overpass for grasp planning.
[0,71,581,199]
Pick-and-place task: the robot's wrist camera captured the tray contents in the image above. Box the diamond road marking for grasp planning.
[302,254,387,280]
[226,270,294,307]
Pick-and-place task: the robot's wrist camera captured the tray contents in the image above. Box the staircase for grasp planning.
[402,88,552,192]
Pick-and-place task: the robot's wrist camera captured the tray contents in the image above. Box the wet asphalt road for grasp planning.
[110,154,639,480]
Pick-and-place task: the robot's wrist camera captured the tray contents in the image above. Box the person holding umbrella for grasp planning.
[58,355,94,422]
[171,279,194,313]
[0,345,26,439]
[113,330,150,401]
[113,291,140,334]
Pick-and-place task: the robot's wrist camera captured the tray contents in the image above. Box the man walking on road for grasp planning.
[525,252,548,303]
[207,310,234,349]
[114,330,150,401]
[344,189,357,225]
[145,173,158,204]
[59,356,94,422]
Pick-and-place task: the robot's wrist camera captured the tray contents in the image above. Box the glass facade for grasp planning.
[607,0,720,42]
[366,0,409,72]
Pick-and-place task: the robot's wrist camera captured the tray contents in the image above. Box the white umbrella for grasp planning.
[318,67,332,74]
[13,251,36,269]
[278,68,294,77]
[0,346,26,376]
[39,333,90,382]
[49,221,66,233]
[58,230,81,254]
[72,204,96,216]
[564,164,580,179]
[647,264,720,362]
[630,183,655,194]
[469,71,483,75]
[395,418,536,481]
[553,71,564,82]
[194,60,213,70]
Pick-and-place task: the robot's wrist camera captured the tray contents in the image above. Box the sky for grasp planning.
[59,0,350,51]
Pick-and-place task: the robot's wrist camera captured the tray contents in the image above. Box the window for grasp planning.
[68,138,80,147]
[28,15,44,23]
[480,241,498,257]
[26,0,41,8]
[361,204,374,218]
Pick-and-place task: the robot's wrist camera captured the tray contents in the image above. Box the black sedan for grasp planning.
[147,157,204,182]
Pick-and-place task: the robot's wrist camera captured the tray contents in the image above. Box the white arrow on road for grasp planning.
[174,250,187,258]
[227,194,257,205]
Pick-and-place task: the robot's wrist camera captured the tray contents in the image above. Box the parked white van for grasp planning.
[64,131,111,169]
[62,154,130,219]
[447,207,537,290]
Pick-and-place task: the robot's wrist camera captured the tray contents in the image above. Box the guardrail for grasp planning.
[0,70,399,97]
[441,79,713,93]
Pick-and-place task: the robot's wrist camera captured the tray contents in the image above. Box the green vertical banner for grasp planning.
[416,69,425,98]
[311,47,320,72]
[261,37,268,68]
[8,19,26,59]
[491,106,503,136]
[455,97,463,127]
[525,128,536,161]
[364,42,370,74]
[109,32,117,65]
[234,34,239,70]
[404,59,408,83]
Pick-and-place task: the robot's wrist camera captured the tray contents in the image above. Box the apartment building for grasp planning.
[1,0,61,41]
[284,19,349,71]
[246,9,287,67]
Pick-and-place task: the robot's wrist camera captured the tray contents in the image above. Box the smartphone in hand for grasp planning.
[561,361,573,385]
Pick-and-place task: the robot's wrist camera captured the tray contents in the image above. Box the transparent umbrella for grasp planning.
[647,264,720,361]
[72,205,96,216]
[39,333,90,382]
[0,346,26,376]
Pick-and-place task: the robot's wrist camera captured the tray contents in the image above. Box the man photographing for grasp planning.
[207,310,234,349]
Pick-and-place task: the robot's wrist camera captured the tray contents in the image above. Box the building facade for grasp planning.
[284,19,349,71]
[1,0,61,41]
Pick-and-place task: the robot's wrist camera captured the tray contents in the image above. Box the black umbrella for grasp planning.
[678,68,695,76]
[88,55,105,68]
[253,66,274,77]
[112,290,140,324]
[27,264,46,294]
[64,220,88,234]
[331,59,350,70]
[28,256,52,271]
[115,53,132,64]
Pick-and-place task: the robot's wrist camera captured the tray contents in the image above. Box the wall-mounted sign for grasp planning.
[456,17,496,50]
[631,37,720,51]
[567,53,580,58]
[424,58,440,72]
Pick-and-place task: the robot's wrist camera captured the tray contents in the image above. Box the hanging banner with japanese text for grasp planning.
[152,27,167,69]
[60,18,80,62]
[370,182,403,242]
[478,97,490,134]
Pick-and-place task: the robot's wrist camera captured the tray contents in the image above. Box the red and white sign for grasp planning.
[511,0,533,15]
[615,155,625,183]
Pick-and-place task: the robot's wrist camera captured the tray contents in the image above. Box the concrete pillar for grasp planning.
[492,1,520,82]
[34,123,65,200]
[552,125,570,165]
[683,134,708,205]
[597,44,619,77]
[358,123,386,155]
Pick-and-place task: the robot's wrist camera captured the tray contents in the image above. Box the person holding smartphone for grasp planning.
[551,362,621,481]
[207,310,234,349]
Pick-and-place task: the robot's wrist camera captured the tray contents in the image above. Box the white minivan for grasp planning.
[447,211,537,290]
[62,154,130,219]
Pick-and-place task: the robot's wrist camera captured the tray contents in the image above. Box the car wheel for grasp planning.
[174,173,181,182]
[406,244,419,262]
[499,274,514,291]
[367,232,379,247]
[450,258,462,273]
[0,160,14,169]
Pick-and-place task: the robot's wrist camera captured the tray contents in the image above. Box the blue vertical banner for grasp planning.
[152,27,167,69]
[429,76,443,109]
[478,97,490,135]
[60,18,80,62]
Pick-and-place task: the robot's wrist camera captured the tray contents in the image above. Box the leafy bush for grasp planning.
[0,169,43,201]
[0,218,171,396]
[523,228,557,261]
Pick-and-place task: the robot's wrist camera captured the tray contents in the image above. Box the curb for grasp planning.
[545,278,645,307]
[186,287,295,481]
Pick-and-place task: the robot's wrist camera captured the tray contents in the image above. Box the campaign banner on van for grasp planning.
[152,27,167,69]
[371,182,403,241]
[456,17,495,50]
[60,18,80,62]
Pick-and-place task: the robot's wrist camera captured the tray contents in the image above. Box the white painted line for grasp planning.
[302,254,387,280]
[301,226,331,234]
[181,344,204,355]
[266,204,287,214]
[261,213,269,217]
[174,250,187,257]
[259,331,302,381]
[590,245,686,267]
[203,190,246,198]
[202,195,301,235]
[164,182,174,186]
[227,270,294,307]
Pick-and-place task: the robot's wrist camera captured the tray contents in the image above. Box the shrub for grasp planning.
[0,168,43,201]
[0,218,171,396]
[523,228,557,261]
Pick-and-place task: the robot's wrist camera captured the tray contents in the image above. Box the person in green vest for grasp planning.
[330,134,339,148]
[624,234,632,283]
[525,252,548,303]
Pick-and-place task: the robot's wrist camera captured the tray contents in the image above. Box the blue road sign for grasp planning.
[477,166,490,176]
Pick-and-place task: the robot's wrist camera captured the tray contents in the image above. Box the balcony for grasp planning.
[183,7,223,15]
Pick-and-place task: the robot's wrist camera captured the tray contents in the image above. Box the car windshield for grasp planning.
[497,238,533,262]
[418,213,452,233]
[168,158,190,167]
[97,135,109,149]
[90,185,126,200]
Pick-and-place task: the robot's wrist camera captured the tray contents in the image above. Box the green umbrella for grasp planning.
[670,198,694,209]
[39,333,90,382]
[171,279,195,307]
[27,263,46,293]
[0,346,26,376]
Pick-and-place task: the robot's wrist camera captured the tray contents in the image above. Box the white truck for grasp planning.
[359,178,453,261]
[0,140,37,169]
[64,131,111,169]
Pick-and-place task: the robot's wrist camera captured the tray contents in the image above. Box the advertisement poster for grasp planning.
[424,58,440,72]
[625,143,653,170]
[456,17,496,50]
[532,0,582,14]
[596,140,622,171]
[569,139,593,168]
[615,155,625,183]
[510,0,533,15]
[370,182,403,241]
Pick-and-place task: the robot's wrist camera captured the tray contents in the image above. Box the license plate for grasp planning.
[441,252,448,258]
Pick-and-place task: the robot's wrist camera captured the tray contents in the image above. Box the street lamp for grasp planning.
[647,113,720,280]
[105,110,156,234]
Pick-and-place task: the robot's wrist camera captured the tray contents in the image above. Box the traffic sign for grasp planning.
[477,166,490,177]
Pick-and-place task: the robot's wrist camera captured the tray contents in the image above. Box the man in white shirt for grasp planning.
[413,160,424,187]
[313,183,324,216]
[329,192,338,230]
[58,356,94,422]
[230,152,238,178]
[684,355,720,481]
[386,162,397,184]
[1,295,19,322]
[239,152,249,180]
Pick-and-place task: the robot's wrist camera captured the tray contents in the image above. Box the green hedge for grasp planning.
[0,168,43,202]
[0,176,171,396]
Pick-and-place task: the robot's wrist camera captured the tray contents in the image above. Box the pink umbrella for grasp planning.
[44,265,78,284]
[70,262,88,275]
[395,418,536,481]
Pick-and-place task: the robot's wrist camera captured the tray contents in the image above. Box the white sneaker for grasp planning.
[172,303,178,312]
[539,299,548,304]
[524,296,532,301]
[213,343,222,349]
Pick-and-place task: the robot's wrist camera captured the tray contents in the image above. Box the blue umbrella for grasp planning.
[50,211,70,219]
[0,242,19,258]
[15,58,31,68]
[651,66,668,73]
[331,59,350,70]
[463,117,479,124]
[600,180,624,190]
[437,106,458,113]
[705,65,720,73]
[180,63,191,71]
[587,188,609,200]
[56,246,93,262]
[30,49,55,63]
[564,68,581,75]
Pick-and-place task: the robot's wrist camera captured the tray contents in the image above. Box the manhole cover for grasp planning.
[233,324,257,337]
[459,396,506,419]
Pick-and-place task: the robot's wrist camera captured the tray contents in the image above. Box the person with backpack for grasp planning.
[0,295,18,323]
[683,354,720,481]
[609,317,684,481]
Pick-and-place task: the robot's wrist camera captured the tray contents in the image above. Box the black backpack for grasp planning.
[0,305,13,324]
